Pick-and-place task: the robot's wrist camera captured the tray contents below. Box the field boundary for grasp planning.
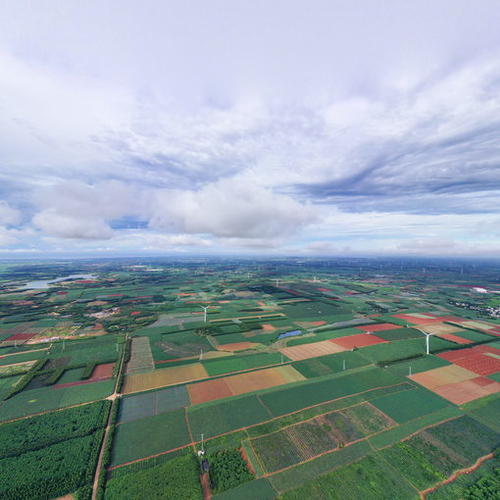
[419,452,495,499]
[108,381,411,470]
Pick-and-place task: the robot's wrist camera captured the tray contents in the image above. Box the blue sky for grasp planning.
[0,0,499,257]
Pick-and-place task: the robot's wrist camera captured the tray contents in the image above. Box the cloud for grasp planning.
[33,210,114,239]
[149,177,318,239]
[0,2,500,255]
[0,201,21,226]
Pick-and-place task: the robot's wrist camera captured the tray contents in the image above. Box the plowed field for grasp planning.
[280,340,347,361]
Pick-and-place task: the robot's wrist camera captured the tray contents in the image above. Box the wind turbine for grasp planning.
[423,331,434,355]
[274,278,281,287]
[200,305,209,323]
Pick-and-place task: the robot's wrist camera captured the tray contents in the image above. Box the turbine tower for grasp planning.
[200,305,209,323]
[423,331,433,355]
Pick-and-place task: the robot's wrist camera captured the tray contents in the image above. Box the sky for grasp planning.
[0,0,500,258]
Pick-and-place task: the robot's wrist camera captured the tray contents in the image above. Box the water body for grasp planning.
[20,274,97,290]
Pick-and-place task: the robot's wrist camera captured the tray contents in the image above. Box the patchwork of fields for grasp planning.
[0,261,499,499]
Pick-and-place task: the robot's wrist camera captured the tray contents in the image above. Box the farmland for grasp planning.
[0,257,499,498]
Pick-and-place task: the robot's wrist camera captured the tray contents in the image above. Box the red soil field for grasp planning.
[355,323,400,332]
[410,365,477,390]
[438,347,477,362]
[130,311,141,316]
[392,314,443,325]
[90,362,115,380]
[331,333,387,349]
[261,323,276,331]
[217,342,259,351]
[475,345,500,355]
[474,376,496,387]
[225,366,303,395]
[437,333,472,345]
[188,378,233,405]
[438,345,500,362]
[7,332,37,341]
[452,355,500,376]
[433,377,500,405]
[437,316,467,322]
[280,341,346,361]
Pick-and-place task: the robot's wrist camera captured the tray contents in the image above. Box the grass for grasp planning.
[259,367,399,417]
[279,454,417,500]
[379,435,458,490]
[0,378,114,421]
[269,441,372,493]
[188,395,272,439]
[425,415,500,462]
[246,383,412,438]
[368,406,463,450]
[203,352,283,376]
[385,355,450,378]
[370,387,451,423]
[359,337,456,363]
[213,478,276,499]
[427,454,500,500]
[111,409,190,466]
[374,328,424,341]
[119,385,190,423]
[465,395,500,432]
[292,351,370,378]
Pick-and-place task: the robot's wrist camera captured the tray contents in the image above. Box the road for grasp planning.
[91,338,128,500]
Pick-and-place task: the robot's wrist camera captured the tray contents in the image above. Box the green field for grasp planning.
[105,453,202,499]
[203,352,283,376]
[280,454,418,499]
[259,367,399,417]
[1,259,499,499]
[111,408,191,465]
[370,387,451,423]
[188,395,272,439]
[293,351,370,378]
[0,379,115,421]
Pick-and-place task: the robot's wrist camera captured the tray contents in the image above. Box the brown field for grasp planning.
[123,362,208,394]
[187,365,305,405]
[296,320,327,328]
[188,378,233,405]
[410,364,477,390]
[217,342,259,351]
[433,377,500,405]
[225,365,305,395]
[280,340,347,361]
[331,333,387,349]
[460,320,496,330]
[420,323,464,335]
[437,333,472,345]
[90,363,114,380]
[209,313,285,323]
[355,323,400,332]
[261,323,277,331]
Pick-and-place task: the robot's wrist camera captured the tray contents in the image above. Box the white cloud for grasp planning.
[149,176,318,239]
[0,2,499,255]
[33,210,113,239]
[0,201,21,226]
